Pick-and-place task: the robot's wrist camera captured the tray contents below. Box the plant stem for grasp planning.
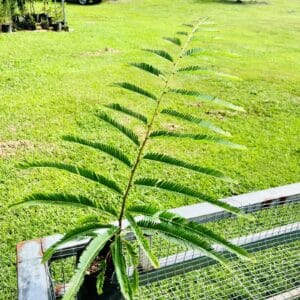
[118,18,207,229]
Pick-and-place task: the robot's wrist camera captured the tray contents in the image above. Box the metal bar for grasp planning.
[265,287,300,300]
[43,182,300,259]
[17,239,55,300]
[137,223,300,285]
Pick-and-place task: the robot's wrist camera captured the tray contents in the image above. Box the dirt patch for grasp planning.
[81,48,120,57]
[163,123,182,131]
[0,140,33,158]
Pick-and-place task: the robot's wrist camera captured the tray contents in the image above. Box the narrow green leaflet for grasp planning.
[149,131,246,149]
[143,152,234,182]
[183,48,204,56]
[169,88,245,112]
[96,260,107,295]
[97,111,140,146]
[176,31,188,36]
[63,227,118,300]
[134,178,243,216]
[163,37,182,46]
[10,193,100,210]
[105,103,148,125]
[124,240,139,293]
[142,49,174,62]
[111,236,133,300]
[158,211,251,260]
[114,82,157,101]
[20,162,123,194]
[161,108,231,136]
[43,223,112,262]
[182,23,193,28]
[125,212,159,268]
[177,65,207,72]
[129,63,165,79]
[63,135,132,167]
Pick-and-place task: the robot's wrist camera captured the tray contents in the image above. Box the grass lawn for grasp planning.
[0,0,299,297]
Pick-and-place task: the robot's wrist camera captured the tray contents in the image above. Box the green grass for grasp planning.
[0,0,299,297]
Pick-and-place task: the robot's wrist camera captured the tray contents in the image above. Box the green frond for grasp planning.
[63,135,132,167]
[160,108,231,136]
[20,161,123,194]
[182,23,193,28]
[43,223,112,262]
[137,219,229,266]
[114,82,157,101]
[177,65,207,72]
[105,103,148,125]
[96,260,107,295]
[63,227,118,300]
[129,63,165,79]
[134,178,243,216]
[158,211,251,260]
[149,131,246,149]
[10,193,110,212]
[142,49,173,62]
[163,37,182,46]
[124,240,139,293]
[125,212,159,268]
[183,48,204,56]
[169,89,245,112]
[97,111,140,146]
[143,152,234,182]
[111,236,133,300]
[127,204,160,216]
[176,31,188,36]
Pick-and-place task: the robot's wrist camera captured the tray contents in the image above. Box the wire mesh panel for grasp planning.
[44,195,300,300]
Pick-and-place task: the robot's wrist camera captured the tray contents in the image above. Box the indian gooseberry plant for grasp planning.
[12,19,252,300]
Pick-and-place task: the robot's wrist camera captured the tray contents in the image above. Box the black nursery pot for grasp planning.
[77,274,123,300]
[1,24,13,33]
[41,21,49,30]
[53,22,62,32]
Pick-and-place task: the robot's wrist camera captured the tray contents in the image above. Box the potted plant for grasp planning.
[51,2,62,31]
[11,19,253,300]
[0,0,13,33]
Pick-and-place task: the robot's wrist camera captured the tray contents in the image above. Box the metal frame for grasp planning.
[17,182,300,300]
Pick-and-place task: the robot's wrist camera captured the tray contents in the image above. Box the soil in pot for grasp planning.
[77,242,124,300]
[1,24,13,33]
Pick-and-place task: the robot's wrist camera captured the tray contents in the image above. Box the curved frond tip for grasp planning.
[163,37,181,46]
[161,108,231,136]
[143,152,235,182]
[20,161,123,194]
[129,62,165,79]
[169,88,245,112]
[105,103,148,125]
[97,111,140,146]
[134,177,243,216]
[149,131,246,149]
[114,82,157,101]
[142,49,173,62]
[63,135,132,167]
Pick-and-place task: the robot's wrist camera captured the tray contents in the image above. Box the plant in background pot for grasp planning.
[11,19,254,300]
[0,0,13,33]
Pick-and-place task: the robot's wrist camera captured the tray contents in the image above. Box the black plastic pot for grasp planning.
[48,17,53,26]
[41,21,49,30]
[1,24,13,33]
[53,22,62,32]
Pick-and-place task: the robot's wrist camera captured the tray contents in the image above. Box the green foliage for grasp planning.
[63,135,133,167]
[11,19,251,300]
[142,49,174,62]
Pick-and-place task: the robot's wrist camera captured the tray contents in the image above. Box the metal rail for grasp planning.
[17,182,300,300]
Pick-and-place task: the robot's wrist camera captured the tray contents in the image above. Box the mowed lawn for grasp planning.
[0,0,299,297]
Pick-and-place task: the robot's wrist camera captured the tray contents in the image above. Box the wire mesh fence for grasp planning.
[47,195,300,300]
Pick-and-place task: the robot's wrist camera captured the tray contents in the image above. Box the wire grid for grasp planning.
[48,199,300,299]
